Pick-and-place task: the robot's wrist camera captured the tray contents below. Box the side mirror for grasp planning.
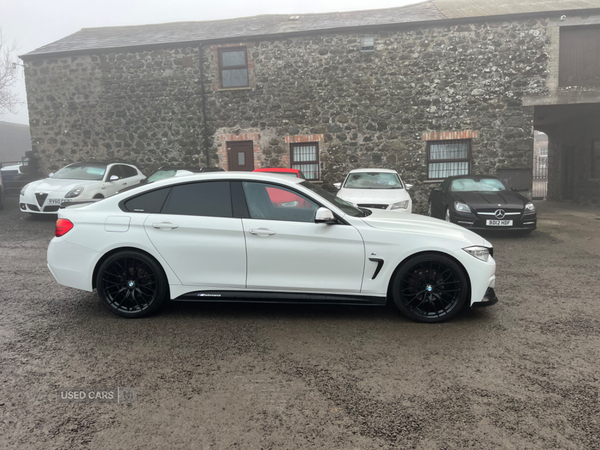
[333,182,341,190]
[405,183,413,190]
[48,172,54,178]
[109,175,119,181]
[315,207,337,224]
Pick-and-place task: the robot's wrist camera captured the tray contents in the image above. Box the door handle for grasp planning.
[249,228,276,236]
[152,222,178,230]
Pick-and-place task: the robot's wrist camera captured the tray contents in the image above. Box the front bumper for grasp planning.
[472,287,498,307]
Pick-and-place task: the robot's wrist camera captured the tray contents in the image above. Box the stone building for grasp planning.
[19,0,600,209]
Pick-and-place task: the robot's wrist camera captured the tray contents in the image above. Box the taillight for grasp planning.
[56,219,74,237]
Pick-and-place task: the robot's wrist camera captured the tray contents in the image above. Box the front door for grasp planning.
[228,141,254,171]
[240,181,365,293]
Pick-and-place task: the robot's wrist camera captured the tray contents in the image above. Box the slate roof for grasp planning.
[21,0,600,60]
[435,0,600,18]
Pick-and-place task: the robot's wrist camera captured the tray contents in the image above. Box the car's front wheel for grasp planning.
[96,250,168,318]
[391,253,468,323]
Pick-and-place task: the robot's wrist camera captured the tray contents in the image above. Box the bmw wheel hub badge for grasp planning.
[426,285,433,292]
[128,281,135,289]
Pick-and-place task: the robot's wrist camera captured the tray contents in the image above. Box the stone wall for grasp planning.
[24,16,551,211]
[25,48,205,175]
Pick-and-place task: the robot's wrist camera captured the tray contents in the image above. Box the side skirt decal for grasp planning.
[174,290,387,306]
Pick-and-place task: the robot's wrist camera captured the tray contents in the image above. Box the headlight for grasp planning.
[525,202,536,213]
[65,186,84,198]
[463,246,490,262]
[390,200,409,210]
[20,183,31,196]
[454,201,471,213]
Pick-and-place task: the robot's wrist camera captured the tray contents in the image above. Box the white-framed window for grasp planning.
[290,143,319,180]
[427,140,471,179]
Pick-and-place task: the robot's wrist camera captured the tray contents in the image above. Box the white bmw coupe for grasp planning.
[47,172,498,323]
[20,162,145,214]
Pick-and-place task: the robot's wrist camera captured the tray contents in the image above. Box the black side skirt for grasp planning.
[174,290,387,306]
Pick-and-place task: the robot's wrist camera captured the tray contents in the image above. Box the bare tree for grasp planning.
[0,30,20,118]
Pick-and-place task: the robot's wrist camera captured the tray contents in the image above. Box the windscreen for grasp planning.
[450,178,507,192]
[343,172,403,189]
[146,170,177,183]
[52,164,107,180]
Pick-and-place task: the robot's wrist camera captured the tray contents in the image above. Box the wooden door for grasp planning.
[227,141,254,171]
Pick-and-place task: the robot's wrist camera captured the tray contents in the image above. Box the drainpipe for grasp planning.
[198,43,210,167]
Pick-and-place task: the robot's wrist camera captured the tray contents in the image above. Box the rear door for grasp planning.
[142,181,247,289]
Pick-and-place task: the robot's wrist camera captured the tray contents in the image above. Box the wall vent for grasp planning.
[361,37,375,52]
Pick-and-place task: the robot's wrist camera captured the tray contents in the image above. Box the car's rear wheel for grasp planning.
[392,253,468,323]
[96,251,168,318]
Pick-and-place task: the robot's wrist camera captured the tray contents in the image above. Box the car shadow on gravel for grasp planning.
[148,299,496,325]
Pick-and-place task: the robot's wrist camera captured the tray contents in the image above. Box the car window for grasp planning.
[242,182,318,222]
[106,165,124,180]
[300,181,365,217]
[162,181,233,217]
[343,172,403,189]
[121,165,138,178]
[52,164,107,180]
[124,188,171,213]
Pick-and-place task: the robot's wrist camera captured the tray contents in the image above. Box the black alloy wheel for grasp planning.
[392,254,468,323]
[96,251,168,318]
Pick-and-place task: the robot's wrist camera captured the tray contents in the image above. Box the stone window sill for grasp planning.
[217,87,251,92]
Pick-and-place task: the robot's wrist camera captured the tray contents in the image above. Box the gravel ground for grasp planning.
[1,196,599,449]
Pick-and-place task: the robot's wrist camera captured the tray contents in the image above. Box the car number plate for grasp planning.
[486,219,513,226]
[47,198,66,205]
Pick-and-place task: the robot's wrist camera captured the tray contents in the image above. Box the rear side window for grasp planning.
[124,188,171,213]
[163,181,232,217]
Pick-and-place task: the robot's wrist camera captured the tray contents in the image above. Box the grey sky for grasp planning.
[1,0,421,125]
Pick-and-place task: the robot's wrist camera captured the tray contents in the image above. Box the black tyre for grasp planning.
[96,250,168,318]
[392,253,468,323]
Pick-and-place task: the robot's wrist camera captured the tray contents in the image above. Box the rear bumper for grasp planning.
[47,238,97,291]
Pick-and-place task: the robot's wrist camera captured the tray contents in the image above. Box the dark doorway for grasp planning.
[227,141,254,171]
